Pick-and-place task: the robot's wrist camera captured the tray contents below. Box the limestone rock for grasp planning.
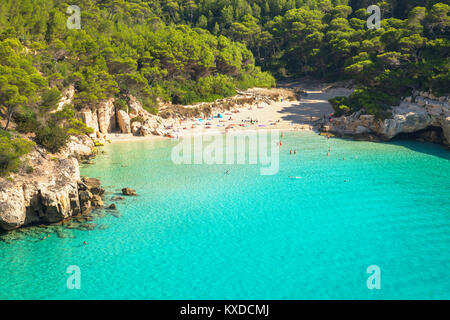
[0,186,26,230]
[131,121,142,135]
[97,99,116,133]
[129,95,145,117]
[107,203,117,210]
[63,136,94,159]
[92,195,104,207]
[330,94,450,145]
[82,177,101,189]
[122,188,137,196]
[117,110,131,133]
[80,107,99,138]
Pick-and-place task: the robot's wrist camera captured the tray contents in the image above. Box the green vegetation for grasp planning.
[0,0,448,175]
[0,0,274,175]
[0,129,34,176]
[148,0,448,115]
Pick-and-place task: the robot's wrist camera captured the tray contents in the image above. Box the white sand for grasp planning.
[107,81,353,143]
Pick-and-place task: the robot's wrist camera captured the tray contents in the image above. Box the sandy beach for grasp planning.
[107,81,353,143]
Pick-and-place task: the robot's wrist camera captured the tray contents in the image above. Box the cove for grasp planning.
[0,131,449,299]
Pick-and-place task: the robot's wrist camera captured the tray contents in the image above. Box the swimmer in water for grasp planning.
[225,170,230,175]
[290,150,292,155]
[294,150,297,155]
[83,241,88,245]
[343,157,345,160]
[327,152,330,156]
[41,234,50,241]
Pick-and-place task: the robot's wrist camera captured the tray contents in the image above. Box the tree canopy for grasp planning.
[0,0,448,174]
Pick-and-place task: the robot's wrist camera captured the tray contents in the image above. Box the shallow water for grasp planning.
[1,131,449,299]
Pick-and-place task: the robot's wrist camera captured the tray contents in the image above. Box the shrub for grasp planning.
[35,122,69,153]
[329,96,352,117]
[0,132,34,176]
[114,99,128,111]
[237,67,276,90]
[66,119,94,136]
[131,116,145,124]
[14,112,39,133]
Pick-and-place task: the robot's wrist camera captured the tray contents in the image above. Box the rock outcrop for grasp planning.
[117,109,131,134]
[0,186,27,230]
[97,98,117,134]
[122,188,136,196]
[328,92,450,146]
[57,85,75,111]
[0,140,104,231]
[80,107,100,138]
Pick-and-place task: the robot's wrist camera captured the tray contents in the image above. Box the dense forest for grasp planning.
[0,0,449,175]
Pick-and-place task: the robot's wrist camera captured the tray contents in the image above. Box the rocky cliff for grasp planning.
[0,136,104,231]
[327,92,450,146]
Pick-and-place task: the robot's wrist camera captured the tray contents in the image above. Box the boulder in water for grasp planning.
[121,188,137,196]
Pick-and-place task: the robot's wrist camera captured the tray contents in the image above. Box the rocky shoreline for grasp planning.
[80,87,297,141]
[0,87,293,234]
[0,135,106,231]
[2,86,448,234]
[322,91,450,147]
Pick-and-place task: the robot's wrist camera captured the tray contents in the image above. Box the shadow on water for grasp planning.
[332,135,450,160]
[385,139,450,160]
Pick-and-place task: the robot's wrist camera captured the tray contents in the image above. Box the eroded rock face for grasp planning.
[117,109,131,133]
[0,139,104,231]
[0,186,26,230]
[80,107,99,138]
[131,121,142,135]
[330,94,450,145]
[97,99,116,134]
[129,95,145,118]
[61,135,94,159]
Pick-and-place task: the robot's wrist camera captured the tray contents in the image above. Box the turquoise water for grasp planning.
[1,131,449,299]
